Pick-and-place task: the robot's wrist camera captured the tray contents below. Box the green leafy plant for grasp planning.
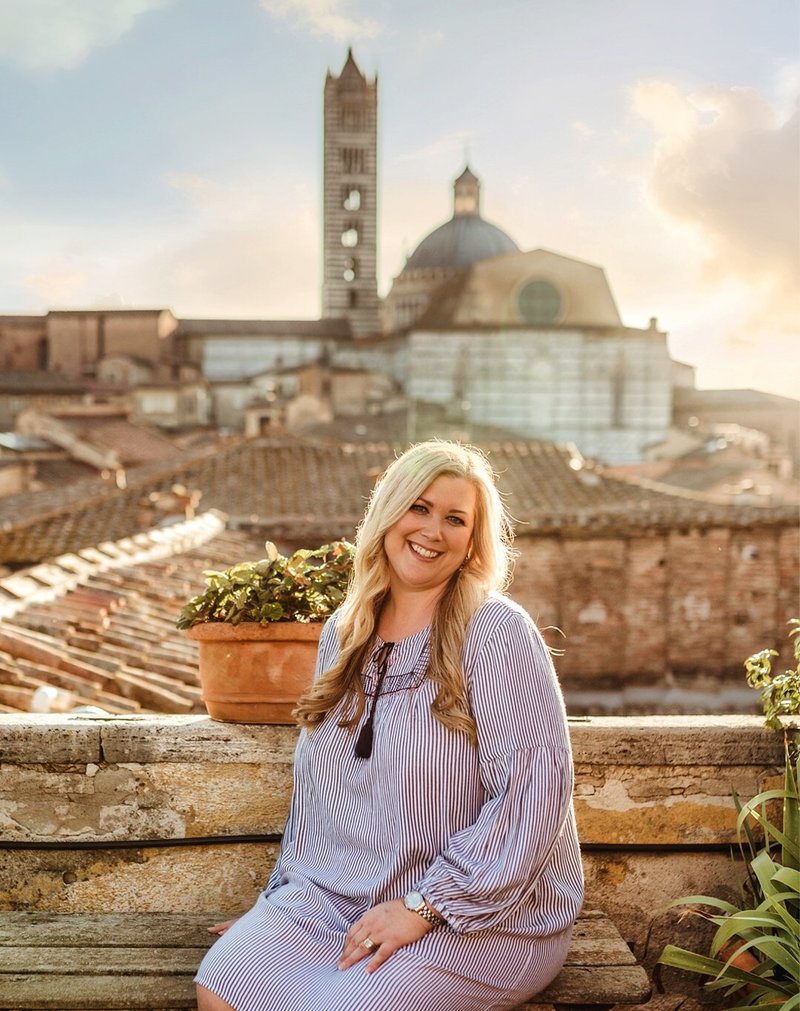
[176,540,355,628]
[745,619,800,731]
[657,620,800,1009]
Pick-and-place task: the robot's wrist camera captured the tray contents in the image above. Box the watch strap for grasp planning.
[414,902,443,927]
[405,891,444,927]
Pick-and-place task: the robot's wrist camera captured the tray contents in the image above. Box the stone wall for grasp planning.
[512,523,799,694]
[407,327,672,464]
[0,713,788,997]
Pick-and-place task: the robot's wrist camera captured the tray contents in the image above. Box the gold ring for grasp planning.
[360,937,377,951]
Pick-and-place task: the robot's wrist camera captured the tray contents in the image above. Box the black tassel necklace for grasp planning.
[354,640,395,759]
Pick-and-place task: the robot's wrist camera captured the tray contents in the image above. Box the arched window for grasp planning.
[343,187,362,211]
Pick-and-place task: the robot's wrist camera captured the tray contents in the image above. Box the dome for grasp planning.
[403,214,519,273]
[400,165,519,275]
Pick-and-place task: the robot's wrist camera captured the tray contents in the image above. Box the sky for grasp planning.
[0,0,798,398]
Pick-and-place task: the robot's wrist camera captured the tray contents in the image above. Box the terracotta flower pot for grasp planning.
[719,939,760,976]
[186,622,323,724]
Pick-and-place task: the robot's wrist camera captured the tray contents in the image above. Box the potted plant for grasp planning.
[176,540,354,724]
[656,619,800,1008]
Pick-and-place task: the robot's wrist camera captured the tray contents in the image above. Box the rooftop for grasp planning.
[0,512,264,716]
[0,435,796,567]
[403,213,520,273]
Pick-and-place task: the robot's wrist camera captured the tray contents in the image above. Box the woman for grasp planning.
[196,440,584,1011]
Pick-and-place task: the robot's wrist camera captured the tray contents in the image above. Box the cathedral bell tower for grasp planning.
[322,49,379,339]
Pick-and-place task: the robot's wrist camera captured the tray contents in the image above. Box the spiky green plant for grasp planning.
[657,620,800,1009]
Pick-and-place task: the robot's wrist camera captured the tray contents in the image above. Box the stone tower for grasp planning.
[322,49,379,338]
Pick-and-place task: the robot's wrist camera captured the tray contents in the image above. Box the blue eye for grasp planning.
[410,503,427,513]
[447,515,465,526]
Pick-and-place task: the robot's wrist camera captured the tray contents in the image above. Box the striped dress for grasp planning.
[196,594,584,1010]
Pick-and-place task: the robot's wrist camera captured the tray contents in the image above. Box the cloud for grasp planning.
[259,0,379,43]
[24,264,88,301]
[0,0,171,71]
[631,78,800,358]
[633,80,800,284]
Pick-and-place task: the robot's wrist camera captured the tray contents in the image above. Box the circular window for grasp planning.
[517,279,563,324]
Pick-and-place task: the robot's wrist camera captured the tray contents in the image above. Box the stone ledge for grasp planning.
[0,714,790,851]
[0,713,787,766]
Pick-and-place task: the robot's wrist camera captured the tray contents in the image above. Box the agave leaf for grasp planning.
[722,999,797,1011]
[737,788,794,824]
[783,742,800,872]
[751,849,782,899]
[772,866,800,893]
[759,891,800,940]
[663,894,741,917]
[782,992,800,1011]
[711,913,764,948]
[735,787,760,860]
[658,944,794,993]
[716,912,794,956]
[738,796,800,864]
[747,934,800,979]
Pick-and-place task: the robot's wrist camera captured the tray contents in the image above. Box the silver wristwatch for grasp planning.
[403,890,443,927]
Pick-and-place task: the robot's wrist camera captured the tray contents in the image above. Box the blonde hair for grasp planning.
[294,440,514,742]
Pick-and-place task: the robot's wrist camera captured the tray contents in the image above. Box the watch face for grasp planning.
[404,890,425,911]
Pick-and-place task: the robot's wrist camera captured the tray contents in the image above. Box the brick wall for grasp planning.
[511,522,799,690]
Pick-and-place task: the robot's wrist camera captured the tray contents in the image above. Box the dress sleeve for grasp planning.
[417,605,576,933]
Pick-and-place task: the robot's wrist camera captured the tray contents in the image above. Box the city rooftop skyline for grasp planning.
[0,0,798,398]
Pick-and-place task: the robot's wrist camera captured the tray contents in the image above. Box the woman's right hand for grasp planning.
[207,917,240,935]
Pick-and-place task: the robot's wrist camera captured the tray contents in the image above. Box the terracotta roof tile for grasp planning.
[0,512,269,716]
[0,435,798,567]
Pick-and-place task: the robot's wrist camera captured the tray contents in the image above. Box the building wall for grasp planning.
[0,316,46,370]
[47,311,177,379]
[102,311,177,366]
[511,522,799,693]
[47,314,101,376]
[382,268,449,332]
[407,328,672,464]
[130,384,211,429]
[332,337,407,382]
[202,337,326,382]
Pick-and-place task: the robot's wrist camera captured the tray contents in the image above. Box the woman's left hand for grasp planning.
[338,899,433,974]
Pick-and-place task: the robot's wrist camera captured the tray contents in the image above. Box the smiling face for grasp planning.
[382,473,477,597]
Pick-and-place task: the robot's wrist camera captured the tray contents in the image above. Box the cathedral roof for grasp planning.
[401,165,519,274]
[403,213,519,273]
[412,248,624,328]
